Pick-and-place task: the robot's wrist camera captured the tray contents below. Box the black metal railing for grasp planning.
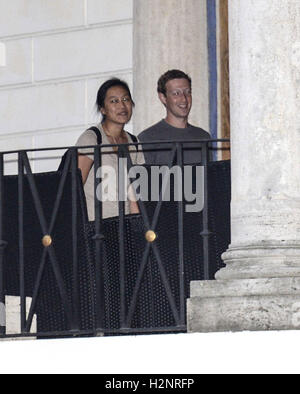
[0,138,230,339]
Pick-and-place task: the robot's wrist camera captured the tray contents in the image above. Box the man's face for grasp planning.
[159,78,192,121]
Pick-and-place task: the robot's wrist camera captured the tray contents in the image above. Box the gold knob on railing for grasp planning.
[145,230,157,243]
[42,235,52,248]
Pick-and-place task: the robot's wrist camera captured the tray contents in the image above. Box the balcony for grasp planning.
[0,139,230,339]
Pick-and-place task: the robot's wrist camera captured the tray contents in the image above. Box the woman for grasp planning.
[76,78,144,221]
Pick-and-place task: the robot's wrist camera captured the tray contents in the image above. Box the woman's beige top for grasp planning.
[76,123,145,221]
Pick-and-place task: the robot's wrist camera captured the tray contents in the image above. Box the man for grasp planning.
[138,69,211,166]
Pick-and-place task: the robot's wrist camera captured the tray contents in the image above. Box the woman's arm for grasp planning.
[128,137,144,214]
[127,183,140,214]
[78,154,93,185]
[130,200,140,214]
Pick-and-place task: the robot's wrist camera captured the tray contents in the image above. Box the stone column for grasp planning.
[132,0,209,134]
[188,0,300,332]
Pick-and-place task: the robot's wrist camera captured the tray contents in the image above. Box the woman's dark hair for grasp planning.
[96,78,135,121]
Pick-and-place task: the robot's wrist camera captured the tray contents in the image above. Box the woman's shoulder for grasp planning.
[125,130,139,142]
[76,125,103,146]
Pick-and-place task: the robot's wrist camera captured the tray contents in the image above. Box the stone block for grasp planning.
[187,277,300,333]
[0,135,34,175]
[34,24,133,82]
[0,81,86,135]
[0,134,34,152]
[0,39,32,86]
[33,128,83,173]
[0,42,6,66]
[2,296,36,340]
[87,0,133,24]
[0,0,85,37]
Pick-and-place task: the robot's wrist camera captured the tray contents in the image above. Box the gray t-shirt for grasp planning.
[76,123,145,221]
[138,119,211,165]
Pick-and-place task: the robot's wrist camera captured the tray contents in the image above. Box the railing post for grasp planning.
[200,142,212,280]
[18,152,26,334]
[176,143,185,326]
[93,145,105,333]
[71,148,80,331]
[118,145,127,329]
[0,153,7,336]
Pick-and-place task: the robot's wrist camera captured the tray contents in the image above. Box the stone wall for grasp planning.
[0,0,133,173]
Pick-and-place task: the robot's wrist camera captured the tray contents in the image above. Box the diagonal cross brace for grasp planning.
[121,144,182,328]
[19,151,77,332]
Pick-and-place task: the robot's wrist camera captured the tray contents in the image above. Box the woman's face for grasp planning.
[101,85,133,125]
